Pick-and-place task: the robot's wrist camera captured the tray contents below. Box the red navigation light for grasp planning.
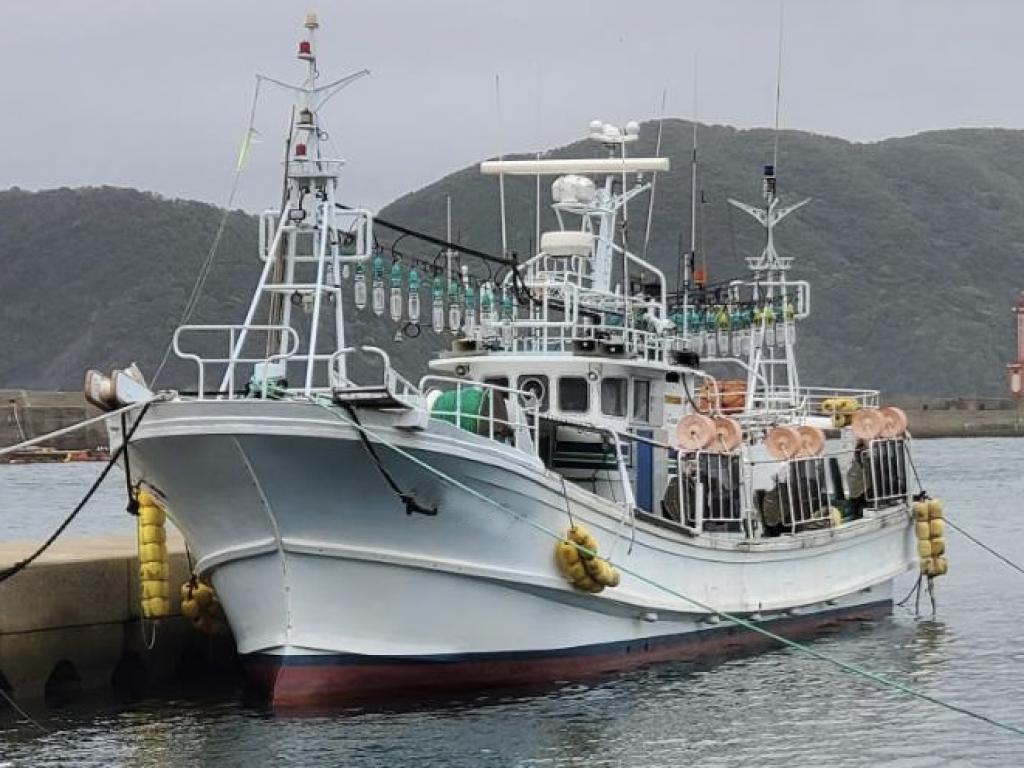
[294,143,307,157]
[298,40,312,56]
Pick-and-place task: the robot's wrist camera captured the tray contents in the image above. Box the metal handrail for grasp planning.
[802,387,881,413]
[419,375,540,454]
[173,324,300,399]
[329,346,423,409]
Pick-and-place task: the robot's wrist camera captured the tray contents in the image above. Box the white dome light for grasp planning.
[552,174,597,204]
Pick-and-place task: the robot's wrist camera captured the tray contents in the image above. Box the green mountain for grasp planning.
[0,122,1020,396]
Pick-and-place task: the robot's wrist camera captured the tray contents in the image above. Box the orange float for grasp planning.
[796,425,826,457]
[697,379,747,414]
[676,414,717,451]
[878,406,908,438]
[712,417,744,452]
[765,426,802,460]
[851,408,884,440]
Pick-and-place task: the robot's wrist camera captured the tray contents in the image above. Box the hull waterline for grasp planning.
[245,600,893,707]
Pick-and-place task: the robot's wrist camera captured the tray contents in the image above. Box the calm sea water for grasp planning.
[2,438,1024,766]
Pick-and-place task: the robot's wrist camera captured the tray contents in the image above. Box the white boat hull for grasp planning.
[120,399,916,705]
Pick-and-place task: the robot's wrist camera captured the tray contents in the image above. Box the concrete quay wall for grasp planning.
[0,535,237,708]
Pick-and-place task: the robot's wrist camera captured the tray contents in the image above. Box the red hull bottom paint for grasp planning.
[246,600,892,708]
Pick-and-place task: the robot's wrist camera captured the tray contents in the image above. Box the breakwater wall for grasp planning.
[891,396,1024,438]
[0,391,107,450]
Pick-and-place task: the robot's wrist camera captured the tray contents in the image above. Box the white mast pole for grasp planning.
[686,57,699,341]
[495,75,508,258]
[302,11,326,394]
[445,195,453,286]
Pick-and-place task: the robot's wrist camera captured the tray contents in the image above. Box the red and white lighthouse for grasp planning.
[1009,291,1024,397]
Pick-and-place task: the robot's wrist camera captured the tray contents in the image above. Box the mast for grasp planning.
[686,77,698,340]
[219,13,370,394]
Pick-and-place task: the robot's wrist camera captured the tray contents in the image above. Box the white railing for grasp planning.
[778,456,832,533]
[329,346,422,410]
[173,324,300,399]
[419,375,541,455]
[866,437,910,508]
[802,387,880,414]
[675,451,745,535]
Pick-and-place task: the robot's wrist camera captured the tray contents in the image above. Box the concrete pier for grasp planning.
[0,534,237,707]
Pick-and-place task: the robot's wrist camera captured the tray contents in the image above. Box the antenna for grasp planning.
[445,194,454,287]
[772,1,785,172]
[495,74,509,257]
[534,64,542,258]
[641,88,668,262]
[689,55,699,288]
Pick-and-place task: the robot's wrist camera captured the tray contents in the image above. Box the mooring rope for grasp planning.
[0,683,47,733]
[904,443,1024,578]
[150,76,263,387]
[0,401,154,584]
[944,517,1024,578]
[0,400,150,458]
[318,400,1024,739]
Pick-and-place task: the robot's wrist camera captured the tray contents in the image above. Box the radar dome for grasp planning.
[552,175,596,204]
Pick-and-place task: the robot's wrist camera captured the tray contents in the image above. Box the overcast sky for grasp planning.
[1,0,1020,211]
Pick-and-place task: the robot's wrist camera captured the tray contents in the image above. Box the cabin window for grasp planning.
[518,375,549,412]
[601,377,627,417]
[484,376,509,391]
[558,377,590,413]
[632,379,651,423]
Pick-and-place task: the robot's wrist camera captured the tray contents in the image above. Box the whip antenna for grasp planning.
[495,74,509,257]
[641,88,668,261]
[772,1,785,171]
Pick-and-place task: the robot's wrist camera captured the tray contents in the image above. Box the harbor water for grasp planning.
[1,437,1023,766]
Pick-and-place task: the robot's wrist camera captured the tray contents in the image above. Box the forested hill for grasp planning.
[1,122,1022,396]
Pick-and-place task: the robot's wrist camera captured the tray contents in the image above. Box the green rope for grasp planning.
[318,400,1024,739]
[944,517,1024,578]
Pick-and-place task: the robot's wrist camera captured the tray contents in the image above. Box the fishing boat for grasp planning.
[85,15,927,706]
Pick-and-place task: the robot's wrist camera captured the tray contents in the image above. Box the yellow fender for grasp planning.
[137,489,170,620]
[555,525,621,593]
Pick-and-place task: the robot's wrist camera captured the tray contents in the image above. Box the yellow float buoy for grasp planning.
[915,521,931,540]
[555,525,620,593]
[136,489,170,620]
[912,501,929,522]
[929,519,945,538]
[179,577,229,634]
[918,539,933,558]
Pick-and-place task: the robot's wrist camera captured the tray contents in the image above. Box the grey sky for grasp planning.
[1,0,1019,211]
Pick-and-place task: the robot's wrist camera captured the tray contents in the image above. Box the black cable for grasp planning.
[0,402,153,584]
[680,373,710,415]
[340,404,437,516]
[336,203,512,267]
[121,411,139,516]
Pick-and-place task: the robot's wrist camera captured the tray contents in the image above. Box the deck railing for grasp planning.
[802,387,881,414]
[173,324,300,399]
[419,375,541,455]
[329,346,422,410]
[866,437,910,508]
